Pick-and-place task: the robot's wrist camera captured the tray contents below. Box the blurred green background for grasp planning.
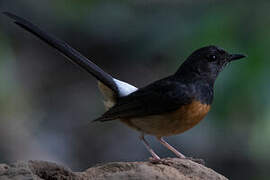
[0,0,269,179]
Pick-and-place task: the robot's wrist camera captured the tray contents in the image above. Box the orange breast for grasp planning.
[120,100,211,137]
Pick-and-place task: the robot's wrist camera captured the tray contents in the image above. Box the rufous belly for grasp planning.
[120,100,211,137]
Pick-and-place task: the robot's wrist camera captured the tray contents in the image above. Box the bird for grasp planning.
[4,12,246,161]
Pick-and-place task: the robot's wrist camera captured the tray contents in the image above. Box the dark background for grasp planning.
[0,0,269,179]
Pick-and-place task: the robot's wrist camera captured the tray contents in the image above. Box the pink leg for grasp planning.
[140,134,160,160]
[157,137,186,158]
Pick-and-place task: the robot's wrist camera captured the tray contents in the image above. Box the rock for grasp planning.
[0,158,228,180]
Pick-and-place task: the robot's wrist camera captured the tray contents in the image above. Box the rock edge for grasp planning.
[0,158,228,180]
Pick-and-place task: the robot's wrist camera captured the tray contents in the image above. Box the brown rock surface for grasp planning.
[0,158,228,180]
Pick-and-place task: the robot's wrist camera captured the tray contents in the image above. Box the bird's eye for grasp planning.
[207,55,217,62]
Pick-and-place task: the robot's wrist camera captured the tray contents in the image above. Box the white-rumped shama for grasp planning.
[4,12,246,161]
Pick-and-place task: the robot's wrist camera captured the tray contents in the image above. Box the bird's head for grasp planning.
[176,45,246,83]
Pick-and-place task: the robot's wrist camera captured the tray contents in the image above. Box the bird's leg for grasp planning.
[156,137,186,158]
[139,133,160,160]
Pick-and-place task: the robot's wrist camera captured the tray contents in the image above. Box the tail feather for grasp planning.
[3,12,119,95]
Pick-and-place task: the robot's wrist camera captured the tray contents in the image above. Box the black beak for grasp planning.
[229,54,246,61]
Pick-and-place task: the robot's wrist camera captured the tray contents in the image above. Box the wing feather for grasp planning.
[95,77,193,121]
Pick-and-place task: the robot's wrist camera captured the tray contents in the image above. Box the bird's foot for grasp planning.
[149,156,205,166]
[148,157,174,166]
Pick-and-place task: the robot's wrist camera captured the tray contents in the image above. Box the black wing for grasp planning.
[95,77,193,121]
[3,12,119,94]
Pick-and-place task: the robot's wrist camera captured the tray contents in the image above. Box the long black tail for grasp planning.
[3,12,119,95]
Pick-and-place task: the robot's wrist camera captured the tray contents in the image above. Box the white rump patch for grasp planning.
[98,79,137,109]
[113,78,138,97]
